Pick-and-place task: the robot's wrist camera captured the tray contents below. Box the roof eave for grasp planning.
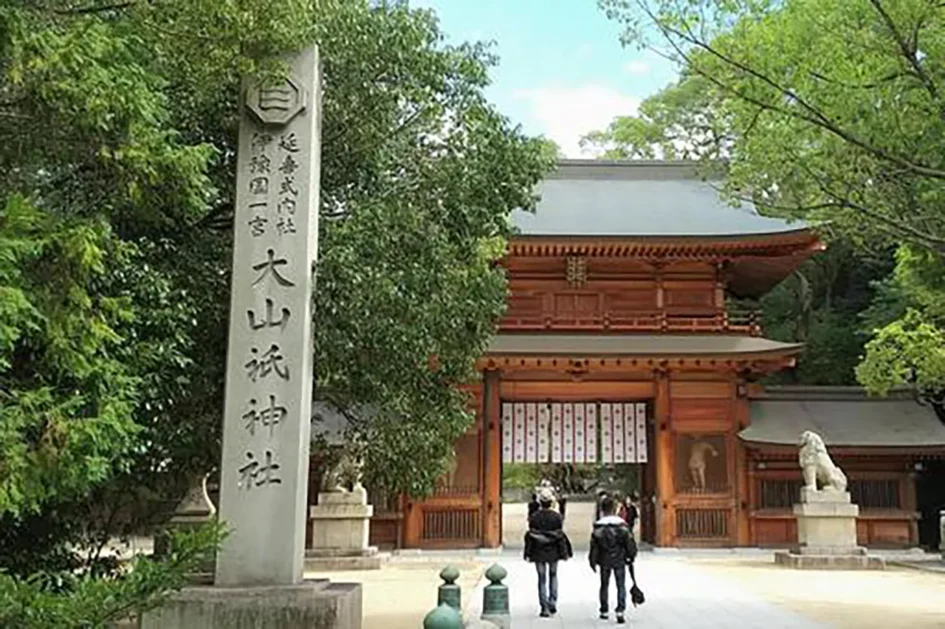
[509,227,814,242]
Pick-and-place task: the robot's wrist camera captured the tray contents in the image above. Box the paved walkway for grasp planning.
[501,553,830,629]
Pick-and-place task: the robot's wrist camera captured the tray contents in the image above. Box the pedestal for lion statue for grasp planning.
[774,431,885,570]
[305,452,381,571]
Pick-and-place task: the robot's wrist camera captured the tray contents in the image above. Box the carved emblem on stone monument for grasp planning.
[798,430,847,492]
[245,75,307,127]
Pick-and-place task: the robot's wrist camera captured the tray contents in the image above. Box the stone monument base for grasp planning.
[304,547,382,571]
[774,547,886,570]
[307,489,380,571]
[775,488,884,571]
[138,580,361,629]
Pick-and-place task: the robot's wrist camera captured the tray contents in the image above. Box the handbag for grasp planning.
[628,561,645,607]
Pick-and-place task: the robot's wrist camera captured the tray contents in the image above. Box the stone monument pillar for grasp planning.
[305,454,380,571]
[140,45,362,628]
[774,430,884,570]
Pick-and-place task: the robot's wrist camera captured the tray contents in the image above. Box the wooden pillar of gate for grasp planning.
[654,369,674,546]
[482,369,502,547]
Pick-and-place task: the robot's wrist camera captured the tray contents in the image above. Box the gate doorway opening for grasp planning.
[917,459,945,550]
[500,400,656,548]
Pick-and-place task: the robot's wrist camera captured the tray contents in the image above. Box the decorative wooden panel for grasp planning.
[369,514,401,549]
[505,293,543,318]
[554,293,600,324]
[663,280,715,311]
[435,428,481,496]
[676,508,729,539]
[671,398,732,423]
[670,381,732,399]
[752,515,797,546]
[421,508,481,543]
[859,519,912,546]
[675,434,728,494]
[602,289,657,311]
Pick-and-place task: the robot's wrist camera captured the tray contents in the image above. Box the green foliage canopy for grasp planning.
[0,0,552,619]
[595,0,945,396]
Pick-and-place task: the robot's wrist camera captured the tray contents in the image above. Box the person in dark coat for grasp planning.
[527,491,540,519]
[618,492,639,532]
[594,490,610,522]
[556,484,568,523]
[589,496,637,624]
[524,487,573,617]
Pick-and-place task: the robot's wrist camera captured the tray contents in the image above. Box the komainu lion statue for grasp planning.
[798,430,847,492]
[321,450,364,493]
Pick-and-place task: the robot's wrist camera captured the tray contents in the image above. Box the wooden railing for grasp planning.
[500,308,762,335]
[676,508,729,539]
[758,479,901,510]
[421,507,481,543]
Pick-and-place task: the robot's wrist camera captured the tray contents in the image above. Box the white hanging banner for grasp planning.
[636,402,648,463]
[537,403,551,463]
[525,402,538,463]
[585,403,597,463]
[624,402,637,463]
[562,403,574,463]
[513,402,526,463]
[573,402,586,463]
[600,403,613,463]
[550,403,563,463]
[612,402,625,464]
[501,403,513,463]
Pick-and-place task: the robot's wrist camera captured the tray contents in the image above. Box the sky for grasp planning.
[410,0,678,157]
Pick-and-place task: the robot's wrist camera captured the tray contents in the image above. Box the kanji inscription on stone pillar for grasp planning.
[215,44,321,587]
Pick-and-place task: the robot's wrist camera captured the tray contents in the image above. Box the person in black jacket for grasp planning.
[594,489,610,522]
[589,496,637,624]
[527,491,540,519]
[523,488,573,617]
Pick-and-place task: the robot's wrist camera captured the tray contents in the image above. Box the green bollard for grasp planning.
[480,563,510,629]
[423,602,463,629]
[437,565,462,611]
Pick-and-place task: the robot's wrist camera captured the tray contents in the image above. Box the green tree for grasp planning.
[1,0,551,621]
[596,0,945,396]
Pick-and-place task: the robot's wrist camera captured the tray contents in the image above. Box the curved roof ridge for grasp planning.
[513,159,809,238]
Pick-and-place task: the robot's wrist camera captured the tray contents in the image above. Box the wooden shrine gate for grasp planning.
[501,401,650,465]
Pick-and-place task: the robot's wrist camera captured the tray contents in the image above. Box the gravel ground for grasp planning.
[688,556,945,629]
[304,561,484,628]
